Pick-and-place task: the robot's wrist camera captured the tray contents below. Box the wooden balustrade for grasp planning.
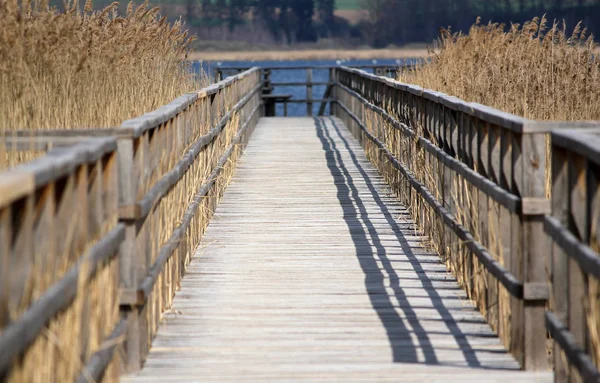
[545,127,600,382]
[116,67,262,371]
[2,63,600,382]
[0,138,124,382]
[331,66,600,376]
[0,67,263,380]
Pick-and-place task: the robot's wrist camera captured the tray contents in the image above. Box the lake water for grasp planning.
[192,59,415,117]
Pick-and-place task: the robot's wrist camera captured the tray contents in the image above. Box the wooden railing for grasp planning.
[4,63,600,381]
[331,66,600,376]
[116,67,261,371]
[216,65,408,117]
[0,138,124,382]
[0,67,262,380]
[545,127,600,382]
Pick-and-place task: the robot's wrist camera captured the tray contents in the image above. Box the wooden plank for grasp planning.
[510,132,525,366]
[124,118,550,383]
[476,122,490,319]
[487,125,501,333]
[520,132,549,371]
[0,171,35,208]
[0,224,124,375]
[307,69,313,117]
[567,153,589,383]
[550,146,570,381]
[117,138,143,373]
[0,205,11,330]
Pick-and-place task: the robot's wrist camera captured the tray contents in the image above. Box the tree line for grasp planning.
[184,0,600,46]
[186,0,335,43]
[364,0,600,47]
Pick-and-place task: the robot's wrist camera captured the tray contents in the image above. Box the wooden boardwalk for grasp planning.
[124,117,552,382]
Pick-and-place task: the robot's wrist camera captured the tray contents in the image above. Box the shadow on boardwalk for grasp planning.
[314,116,501,369]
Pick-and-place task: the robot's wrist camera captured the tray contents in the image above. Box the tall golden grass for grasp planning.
[398,16,600,371]
[400,16,600,121]
[0,0,201,130]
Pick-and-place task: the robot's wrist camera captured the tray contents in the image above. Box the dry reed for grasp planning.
[399,16,600,368]
[399,16,600,121]
[0,0,202,130]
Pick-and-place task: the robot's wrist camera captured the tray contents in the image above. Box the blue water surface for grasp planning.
[191,58,414,117]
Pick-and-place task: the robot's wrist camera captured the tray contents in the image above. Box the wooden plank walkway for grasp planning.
[124,117,552,382]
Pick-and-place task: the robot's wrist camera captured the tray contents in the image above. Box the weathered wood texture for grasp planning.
[0,67,263,380]
[115,67,262,372]
[334,67,556,371]
[545,128,600,382]
[124,117,551,382]
[0,139,123,382]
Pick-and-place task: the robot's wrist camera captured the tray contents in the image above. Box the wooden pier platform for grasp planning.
[124,117,552,382]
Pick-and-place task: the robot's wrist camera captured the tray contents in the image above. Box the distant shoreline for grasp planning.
[188,48,432,62]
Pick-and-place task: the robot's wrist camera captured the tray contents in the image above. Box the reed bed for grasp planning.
[1,70,262,381]
[0,0,202,130]
[0,2,263,381]
[397,16,600,370]
[399,16,600,121]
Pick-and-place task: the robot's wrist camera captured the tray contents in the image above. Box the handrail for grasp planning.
[0,66,264,378]
[216,64,408,71]
[333,66,554,371]
[339,66,531,132]
[544,127,600,380]
[333,65,600,377]
[0,138,122,381]
[335,101,525,298]
[115,66,263,371]
[122,67,261,137]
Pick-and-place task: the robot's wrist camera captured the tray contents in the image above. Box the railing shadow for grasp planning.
[313,116,508,369]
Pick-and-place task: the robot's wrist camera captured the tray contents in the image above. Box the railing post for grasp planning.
[117,138,142,373]
[306,68,313,117]
[551,144,570,380]
[518,127,550,370]
[330,68,336,116]
[567,151,589,383]
[263,69,272,96]
[213,68,222,82]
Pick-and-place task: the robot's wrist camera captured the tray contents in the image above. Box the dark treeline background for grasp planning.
[83,0,600,48]
[365,0,600,47]
[184,0,338,45]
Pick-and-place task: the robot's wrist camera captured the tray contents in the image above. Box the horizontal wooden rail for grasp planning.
[334,82,526,214]
[116,66,263,371]
[338,66,540,133]
[0,66,263,379]
[333,66,600,379]
[0,138,122,381]
[217,64,408,71]
[334,102,525,299]
[136,101,262,304]
[333,66,555,371]
[545,128,600,381]
[270,81,330,86]
[120,82,263,221]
